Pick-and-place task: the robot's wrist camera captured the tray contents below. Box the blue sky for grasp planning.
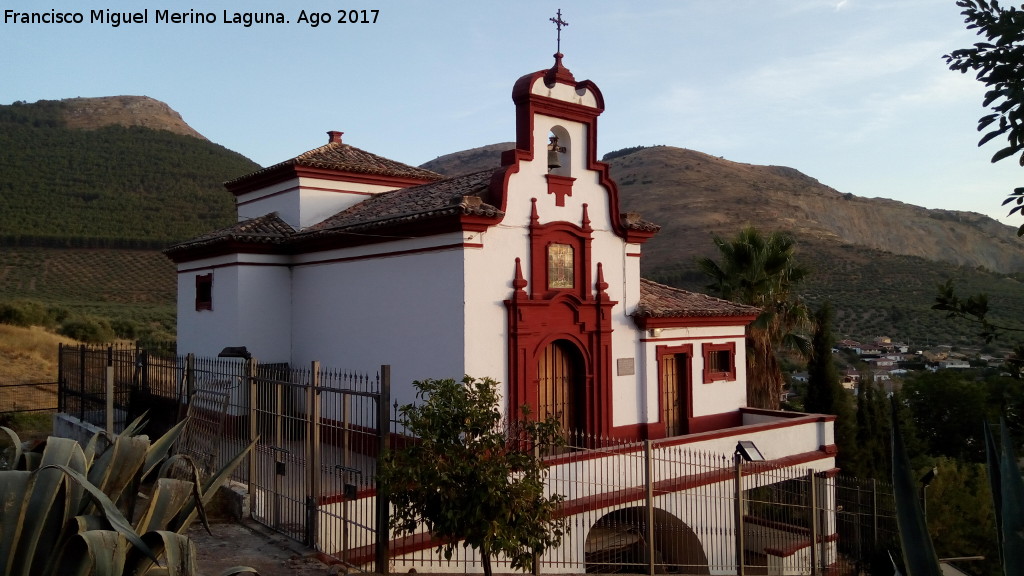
[3,0,1022,224]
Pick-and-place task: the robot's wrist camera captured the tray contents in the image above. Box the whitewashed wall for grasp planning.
[288,235,467,409]
[235,175,399,230]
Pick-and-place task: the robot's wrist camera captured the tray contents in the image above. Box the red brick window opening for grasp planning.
[702,342,736,383]
[547,243,574,289]
[195,273,213,311]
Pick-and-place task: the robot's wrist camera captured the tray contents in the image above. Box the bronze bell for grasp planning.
[548,136,563,169]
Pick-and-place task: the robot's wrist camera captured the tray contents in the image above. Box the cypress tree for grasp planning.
[805,301,857,471]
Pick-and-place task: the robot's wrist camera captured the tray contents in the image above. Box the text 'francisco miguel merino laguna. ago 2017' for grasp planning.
[2,9,380,27]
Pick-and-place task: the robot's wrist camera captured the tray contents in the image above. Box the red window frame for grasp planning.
[702,342,736,383]
[195,273,213,311]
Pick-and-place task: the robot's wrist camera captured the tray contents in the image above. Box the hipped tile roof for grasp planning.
[227,140,444,186]
[305,169,502,235]
[165,212,295,255]
[635,278,761,318]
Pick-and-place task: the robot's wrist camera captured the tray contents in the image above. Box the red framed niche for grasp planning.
[702,342,737,383]
[526,199,593,299]
[505,200,617,438]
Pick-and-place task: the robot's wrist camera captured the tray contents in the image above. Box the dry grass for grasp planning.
[0,324,78,383]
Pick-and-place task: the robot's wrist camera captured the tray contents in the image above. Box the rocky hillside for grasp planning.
[422,144,1024,275]
[59,96,207,139]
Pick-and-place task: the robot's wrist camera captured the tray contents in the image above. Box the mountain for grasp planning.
[422,144,1024,346]
[0,97,253,247]
[59,96,207,139]
[0,96,253,340]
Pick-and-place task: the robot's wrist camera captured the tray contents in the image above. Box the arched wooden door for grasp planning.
[537,340,583,435]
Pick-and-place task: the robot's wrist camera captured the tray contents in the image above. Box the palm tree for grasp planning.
[697,226,811,409]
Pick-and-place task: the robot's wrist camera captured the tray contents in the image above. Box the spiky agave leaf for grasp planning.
[0,426,23,471]
[40,464,158,565]
[11,437,87,576]
[135,478,196,535]
[84,434,149,514]
[0,470,33,575]
[125,530,197,576]
[142,418,189,481]
[53,530,129,576]
[171,438,256,534]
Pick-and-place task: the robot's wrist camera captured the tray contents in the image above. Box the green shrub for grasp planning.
[0,298,55,327]
[59,315,115,343]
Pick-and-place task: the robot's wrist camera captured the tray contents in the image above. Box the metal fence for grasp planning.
[0,380,59,415]
[54,345,900,575]
[173,356,391,573]
[385,426,899,575]
[57,343,182,437]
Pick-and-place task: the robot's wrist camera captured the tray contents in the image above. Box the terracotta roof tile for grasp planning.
[164,212,295,254]
[635,278,761,318]
[302,169,503,235]
[227,141,444,186]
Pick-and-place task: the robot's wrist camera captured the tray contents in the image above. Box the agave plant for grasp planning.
[0,415,258,576]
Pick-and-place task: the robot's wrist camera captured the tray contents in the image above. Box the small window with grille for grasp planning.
[702,342,735,383]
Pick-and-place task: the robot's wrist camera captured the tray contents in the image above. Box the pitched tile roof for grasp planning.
[226,140,444,186]
[301,169,503,235]
[164,212,295,255]
[634,278,761,318]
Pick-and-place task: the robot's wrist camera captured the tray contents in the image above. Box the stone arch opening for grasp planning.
[584,507,709,574]
[547,125,571,177]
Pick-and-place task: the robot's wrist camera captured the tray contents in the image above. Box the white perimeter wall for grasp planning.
[289,236,467,409]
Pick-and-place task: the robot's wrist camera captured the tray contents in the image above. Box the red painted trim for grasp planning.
[634,315,759,330]
[174,242,480,270]
[817,467,841,478]
[491,64,653,249]
[702,342,737,383]
[545,173,575,206]
[505,201,618,437]
[626,253,643,258]
[641,333,748,343]
[295,242,475,267]
[687,411,743,433]
[226,163,437,197]
[235,184,379,208]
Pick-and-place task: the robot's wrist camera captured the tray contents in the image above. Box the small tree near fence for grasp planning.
[380,376,568,576]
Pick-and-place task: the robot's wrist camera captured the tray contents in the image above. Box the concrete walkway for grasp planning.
[189,519,340,576]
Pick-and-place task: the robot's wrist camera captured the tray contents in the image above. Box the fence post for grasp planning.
[734,454,744,576]
[78,344,86,423]
[643,440,656,576]
[375,364,391,576]
[809,469,819,576]
[57,343,64,413]
[247,357,258,499]
[306,361,322,548]
[105,363,115,436]
[871,478,878,552]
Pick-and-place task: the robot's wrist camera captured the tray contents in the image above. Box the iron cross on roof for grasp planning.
[550,9,568,53]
